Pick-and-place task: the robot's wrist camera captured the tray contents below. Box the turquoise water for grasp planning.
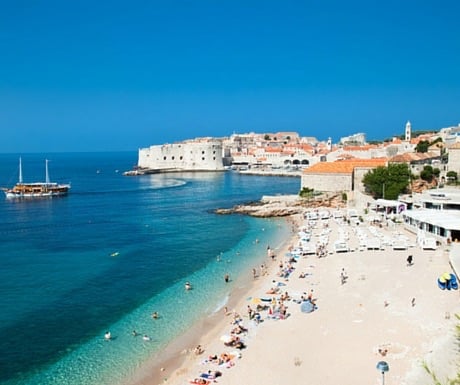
[0,152,298,385]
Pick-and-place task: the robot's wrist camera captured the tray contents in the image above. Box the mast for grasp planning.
[19,157,23,184]
[45,159,50,184]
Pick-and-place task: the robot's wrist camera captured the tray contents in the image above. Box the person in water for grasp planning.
[104,331,111,340]
[152,311,159,319]
[185,281,192,290]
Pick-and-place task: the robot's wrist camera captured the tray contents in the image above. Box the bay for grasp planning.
[0,152,299,384]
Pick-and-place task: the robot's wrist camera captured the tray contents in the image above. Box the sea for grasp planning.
[0,152,300,385]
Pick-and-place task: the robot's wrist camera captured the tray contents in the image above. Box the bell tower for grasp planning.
[405,121,411,142]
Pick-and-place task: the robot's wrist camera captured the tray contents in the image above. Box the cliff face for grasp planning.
[214,194,347,217]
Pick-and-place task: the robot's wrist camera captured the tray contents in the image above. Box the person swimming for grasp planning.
[185,281,192,290]
[104,331,111,340]
[143,334,151,341]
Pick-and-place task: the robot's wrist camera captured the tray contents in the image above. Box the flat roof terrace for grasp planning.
[403,209,460,243]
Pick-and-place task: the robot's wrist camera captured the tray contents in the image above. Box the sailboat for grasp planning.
[2,158,71,199]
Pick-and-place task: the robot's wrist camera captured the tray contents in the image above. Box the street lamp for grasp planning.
[376,361,389,385]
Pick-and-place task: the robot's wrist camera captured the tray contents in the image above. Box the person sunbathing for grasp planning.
[190,378,209,385]
[207,354,219,363]
[231,324,247,334]
[200,370,222,379]
[219,353,232,364]
[266,287,279,294]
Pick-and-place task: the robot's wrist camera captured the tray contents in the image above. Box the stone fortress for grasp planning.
[129,122,460,196]
[132,138,225,173]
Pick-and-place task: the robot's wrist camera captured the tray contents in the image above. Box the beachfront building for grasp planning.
[137,138,225,172]
[409,189,460,210]
[301,158,387,193]
[401,189,460,244]
[402,209,460,244]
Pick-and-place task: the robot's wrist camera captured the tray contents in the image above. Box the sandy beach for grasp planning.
[130,211,460,385]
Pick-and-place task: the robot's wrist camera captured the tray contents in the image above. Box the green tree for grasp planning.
[264,134,271,140]
[362,163,410,199]
[447,170,458,183]
[299,187,314,198]
[420,165,434,182]
[415,140,430,153]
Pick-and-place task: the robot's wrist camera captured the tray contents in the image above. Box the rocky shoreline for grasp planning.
[214,193,347,217]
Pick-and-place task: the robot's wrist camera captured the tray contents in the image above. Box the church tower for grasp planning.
[405,121,412,142]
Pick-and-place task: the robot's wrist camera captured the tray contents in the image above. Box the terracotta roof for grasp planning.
[303,158,387,175]
[265,147,283,153]
[389,152,439,163]
[342,144,378,151]
[389,153,422,162]
[337,153,355,160]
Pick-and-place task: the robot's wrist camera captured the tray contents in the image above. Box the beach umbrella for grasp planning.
[251,297,262,304]
[442,272,451,281]
[301,300,314,313]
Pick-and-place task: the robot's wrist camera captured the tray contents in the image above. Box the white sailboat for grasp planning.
[2,158,71,199]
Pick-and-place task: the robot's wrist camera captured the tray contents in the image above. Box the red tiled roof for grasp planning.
[303,158,387,174]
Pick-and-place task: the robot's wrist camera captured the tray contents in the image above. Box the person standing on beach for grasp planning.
[340,268,348,285]
[224,273,230,283]
[407,255,413,266]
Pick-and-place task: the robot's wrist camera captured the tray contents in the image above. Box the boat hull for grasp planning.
[4,189,69,199]
[3,183,70,199]
[2,158,71,200]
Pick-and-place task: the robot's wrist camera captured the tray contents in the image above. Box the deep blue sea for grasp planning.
[0,152,299,385]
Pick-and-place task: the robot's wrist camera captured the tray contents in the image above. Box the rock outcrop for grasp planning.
[214,193,346,217]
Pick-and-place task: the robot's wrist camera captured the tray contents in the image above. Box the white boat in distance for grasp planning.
[2,158,71,199]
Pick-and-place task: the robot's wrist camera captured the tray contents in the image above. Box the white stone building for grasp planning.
[138,138,225,172]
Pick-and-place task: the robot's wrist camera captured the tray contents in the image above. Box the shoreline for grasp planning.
[128,212,460,385]
[126,215,300,385]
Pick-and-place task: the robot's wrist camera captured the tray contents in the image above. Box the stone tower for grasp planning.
[405,121,412,142]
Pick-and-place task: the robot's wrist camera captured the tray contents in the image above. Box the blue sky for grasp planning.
[1,0,459,153]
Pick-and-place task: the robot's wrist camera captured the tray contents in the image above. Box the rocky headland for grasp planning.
[214,193,347,217]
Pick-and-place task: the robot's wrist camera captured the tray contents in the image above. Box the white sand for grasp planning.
[132,213,460,385]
